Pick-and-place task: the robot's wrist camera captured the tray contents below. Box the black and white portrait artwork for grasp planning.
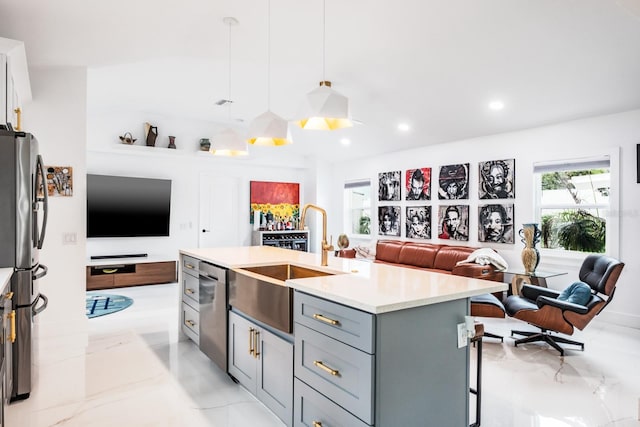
[406,206,431,239]
[378,171,401,201]
[437,205,469,241]
[438,164,469,200]
[405,168,431,200]
[479,159,515,199]
[378,206,401,236]
[478,204,514,243]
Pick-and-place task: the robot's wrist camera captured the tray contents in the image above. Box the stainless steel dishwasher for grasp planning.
[199,261,228,371]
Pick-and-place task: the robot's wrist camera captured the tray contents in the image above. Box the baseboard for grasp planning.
[597,310,640,329]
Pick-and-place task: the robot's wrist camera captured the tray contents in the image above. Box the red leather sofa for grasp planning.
[340,240,506,321]
[373,240,504,282]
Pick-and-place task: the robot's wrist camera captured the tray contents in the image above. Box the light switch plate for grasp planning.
[457,323,468,348]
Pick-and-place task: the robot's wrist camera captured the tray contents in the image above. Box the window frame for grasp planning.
[533,149,620,260]
[343,179,372,239]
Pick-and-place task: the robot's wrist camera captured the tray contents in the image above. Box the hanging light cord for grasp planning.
[227,20,232,121]
[322,0,326,81]
[267,0,271,109]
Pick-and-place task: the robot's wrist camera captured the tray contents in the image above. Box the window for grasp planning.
[534,156,614,255]
[344,180,371,236]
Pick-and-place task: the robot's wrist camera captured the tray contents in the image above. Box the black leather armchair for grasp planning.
[504,254,624,356]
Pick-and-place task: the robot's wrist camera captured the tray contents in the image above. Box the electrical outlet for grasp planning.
[457,323,468,348]
[62,232,77,245]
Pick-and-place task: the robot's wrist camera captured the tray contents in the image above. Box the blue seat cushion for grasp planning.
[557,281,591,306]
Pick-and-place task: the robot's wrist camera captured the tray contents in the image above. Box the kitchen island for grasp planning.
[179,246,506,426]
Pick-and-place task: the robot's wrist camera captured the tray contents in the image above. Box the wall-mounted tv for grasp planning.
[87,174,172,238]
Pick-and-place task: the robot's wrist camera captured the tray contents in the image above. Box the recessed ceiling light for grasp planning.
[488,100,505,111]
[397,123,411,132]
[340,138,351,146]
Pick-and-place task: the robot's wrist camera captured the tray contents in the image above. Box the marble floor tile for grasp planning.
[6,283,640,426]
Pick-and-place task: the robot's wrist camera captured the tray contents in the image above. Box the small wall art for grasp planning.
[438,164,469,200]
[437,205,469,241]
[405,168,431,200]
[479,159,515,199]
[45,166,73,197]
[478,203,515,243]
[378,171,401,201]
[406,206,431,239]
[378,205,401,236]
[249,181,300,226]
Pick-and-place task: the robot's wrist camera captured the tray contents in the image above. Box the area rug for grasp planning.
[86,293,134,318]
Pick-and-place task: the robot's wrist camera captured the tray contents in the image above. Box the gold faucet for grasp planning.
[300,203,334,266]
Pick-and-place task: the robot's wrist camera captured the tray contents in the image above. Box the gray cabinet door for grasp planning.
[228,311,256,393]
[257,327,293,427]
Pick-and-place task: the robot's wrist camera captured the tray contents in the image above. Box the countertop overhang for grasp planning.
[180,246,507,314]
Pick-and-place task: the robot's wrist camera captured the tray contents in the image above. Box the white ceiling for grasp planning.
[2,0,640,161]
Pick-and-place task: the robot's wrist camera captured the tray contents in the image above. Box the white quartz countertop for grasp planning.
[180,246,507,314]
[0,268,12,289]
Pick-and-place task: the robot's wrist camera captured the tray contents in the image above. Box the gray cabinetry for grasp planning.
[228,310,293,426]
[179,255,228,371]
[0,280,12,427]
[293,291,470,426]
[180,255,200,345]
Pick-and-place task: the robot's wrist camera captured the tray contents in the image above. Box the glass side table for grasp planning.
[501,269,568,296]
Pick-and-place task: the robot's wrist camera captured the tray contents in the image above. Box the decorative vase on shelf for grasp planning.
[144,122,158,147]
[168,136,176,149]
[199,138,211,151]
[519,223,541,273]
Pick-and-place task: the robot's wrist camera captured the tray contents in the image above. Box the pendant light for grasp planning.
[210,17,249,156]
[293,0,352,131]
[247,0,293,146]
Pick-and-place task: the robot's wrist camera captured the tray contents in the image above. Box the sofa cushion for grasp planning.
[433,246,476,271]
[398,243,441,268]
[376,240,404,264]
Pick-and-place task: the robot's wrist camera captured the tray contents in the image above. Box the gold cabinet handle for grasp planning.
[4,291,13,300]
[254,330,260,359]
[313,422,322,427]
[102,268,118,274]
[185,288,195,295]
[14,107,22,131]
[313,360,339,376]
[186,319,196,328]
[9,310,16,343]
[313,313,340,326]
[249,327,255,355]
[185,263,195,270]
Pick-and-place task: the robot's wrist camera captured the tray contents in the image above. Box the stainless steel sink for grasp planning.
[229,264,338,333]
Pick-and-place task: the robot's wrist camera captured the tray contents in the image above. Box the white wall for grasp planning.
[86,110,311,258]
[26,66,88,349]
[329,109,640,328]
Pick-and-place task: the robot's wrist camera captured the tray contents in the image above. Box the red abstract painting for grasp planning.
[250,181,300,223]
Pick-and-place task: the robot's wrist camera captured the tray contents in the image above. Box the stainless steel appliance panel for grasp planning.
[198,262,227,371]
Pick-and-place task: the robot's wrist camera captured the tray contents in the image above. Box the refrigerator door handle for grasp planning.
[33,263,48,281]
[36,154,49,249]
[32,293,48,316]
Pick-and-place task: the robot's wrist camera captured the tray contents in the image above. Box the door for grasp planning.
[256,328,293,427]
[228,311,256,392]
[198,174,240,248]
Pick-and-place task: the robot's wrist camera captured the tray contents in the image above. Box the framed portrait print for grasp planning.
[406,206,431,239]
[406,168,431,200]
[378,205,401,236]
[479,159,515,199]
[438,164,469,200]
[437,205,469,241]
[378,171,401,201]
[478,203,515,243]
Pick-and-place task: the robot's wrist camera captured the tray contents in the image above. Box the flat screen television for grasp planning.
[87,174,172,238]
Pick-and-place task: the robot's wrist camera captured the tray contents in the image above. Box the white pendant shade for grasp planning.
[293,83,353,130]
[247,110,292,146]
[209,128,248,156]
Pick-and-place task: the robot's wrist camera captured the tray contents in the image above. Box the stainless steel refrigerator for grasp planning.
[0,129,49,401]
